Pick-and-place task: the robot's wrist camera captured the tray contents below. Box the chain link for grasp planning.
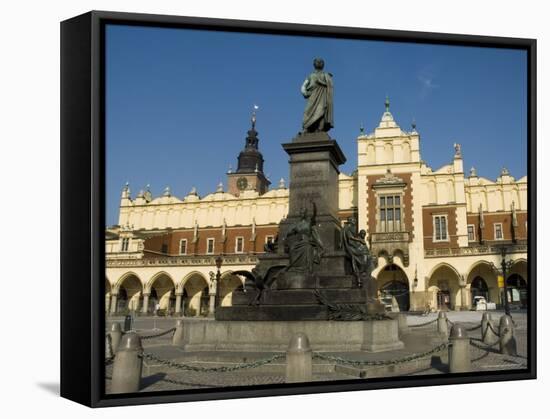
[470,327,509,351]
[312,342,449,367]
[466,323,482,331]
[487,322,501,337]
[408,318,439,328]
[140,328,176,340]
[141,352,286,372]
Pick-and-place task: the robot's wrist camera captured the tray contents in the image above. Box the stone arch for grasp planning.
[219,271,245,307]
[376,263,410,311]
[181,272,209,317]
[427,263,462,311]
[392,249,406,268]
[466,260,500,308]
[114,272,143,313]
[146,272,177,314]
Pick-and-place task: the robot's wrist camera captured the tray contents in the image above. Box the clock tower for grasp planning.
[227,108,271,197]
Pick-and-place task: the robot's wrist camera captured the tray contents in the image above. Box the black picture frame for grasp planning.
[60,10,537,407]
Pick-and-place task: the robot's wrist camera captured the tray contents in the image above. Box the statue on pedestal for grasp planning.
[301,58,334,133]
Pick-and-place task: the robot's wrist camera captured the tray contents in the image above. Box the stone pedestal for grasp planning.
[279,131,346,254]
[361,319,404,352]
[179,318,402,352]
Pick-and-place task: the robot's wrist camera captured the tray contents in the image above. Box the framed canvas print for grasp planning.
[60,10,536,407]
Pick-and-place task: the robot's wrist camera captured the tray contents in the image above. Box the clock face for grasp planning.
[237,177,248,191]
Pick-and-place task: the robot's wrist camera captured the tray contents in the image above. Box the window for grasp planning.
[206,238,215,254]
[494,223,503,240]
[379,194,402,232]
[161,243,168,254]
[235,236,244,253]
[467,225,475,242]
[433,215,448,241]
[179,239,187,255]
[120,238,130,252]
[265,235,274,244]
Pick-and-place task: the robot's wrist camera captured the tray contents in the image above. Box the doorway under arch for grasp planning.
[506,273,528,308]
[470,276,489,302]
[181,273,209,317]
[377,264,410,311]
[148,273,176,314]
[116,274,142,313]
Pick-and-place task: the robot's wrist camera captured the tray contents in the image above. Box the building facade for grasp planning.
[106,102,528,316]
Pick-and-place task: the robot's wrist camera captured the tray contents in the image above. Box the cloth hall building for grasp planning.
[105,102,528,316]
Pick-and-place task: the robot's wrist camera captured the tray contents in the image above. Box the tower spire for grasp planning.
[251,104,259,130]
[385,95,390,113]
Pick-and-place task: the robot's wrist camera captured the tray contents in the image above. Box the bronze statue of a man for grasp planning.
[301,58,334,133]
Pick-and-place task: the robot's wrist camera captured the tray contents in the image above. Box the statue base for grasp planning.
[179,318,403,353]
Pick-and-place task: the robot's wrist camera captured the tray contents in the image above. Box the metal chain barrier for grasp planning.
[140,327,176,340]
[408,318,439,328]
[470,327,509,351]
[312,342,449,367]
[487,322,501,337]
[141,352,286,373]
[466,323,482,331]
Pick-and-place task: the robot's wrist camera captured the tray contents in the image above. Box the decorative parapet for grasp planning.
[106,254,259,268]
[370,231,411,243]
[369,231,411,266]
[425,243,527,258]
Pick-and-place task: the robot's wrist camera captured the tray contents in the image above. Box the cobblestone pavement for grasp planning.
[105,311,529,393]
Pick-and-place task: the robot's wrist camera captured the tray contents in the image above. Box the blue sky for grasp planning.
[106,24,527,226]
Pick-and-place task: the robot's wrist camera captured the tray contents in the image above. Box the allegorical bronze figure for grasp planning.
[301,58,334,133]
[284,203,324,274]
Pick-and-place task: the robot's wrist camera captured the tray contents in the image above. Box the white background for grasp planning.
[0,0,547,417]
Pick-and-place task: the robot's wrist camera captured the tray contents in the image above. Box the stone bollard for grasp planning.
[110,322,122,353]
[172,319,185,346]
[481,313,499,346]
[105,334,114,359]
[499,315,517,356]
[448,324,470,373]
[285,333,312,383]
[111,332,143,394]
[437,311,448,337]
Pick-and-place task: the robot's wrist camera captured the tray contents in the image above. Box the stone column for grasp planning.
[459,285,468,311]
[175,293,182,314]
[109,322,122,353]
[449,324,471,373]
[208,293,216,317]
[286,333,312,383]
[142,293,150,315]
[194,291,202,317]
[110,293,118,314]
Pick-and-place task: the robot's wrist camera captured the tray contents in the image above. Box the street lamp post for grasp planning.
[215,255,223,310]
[500,247,514,317]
